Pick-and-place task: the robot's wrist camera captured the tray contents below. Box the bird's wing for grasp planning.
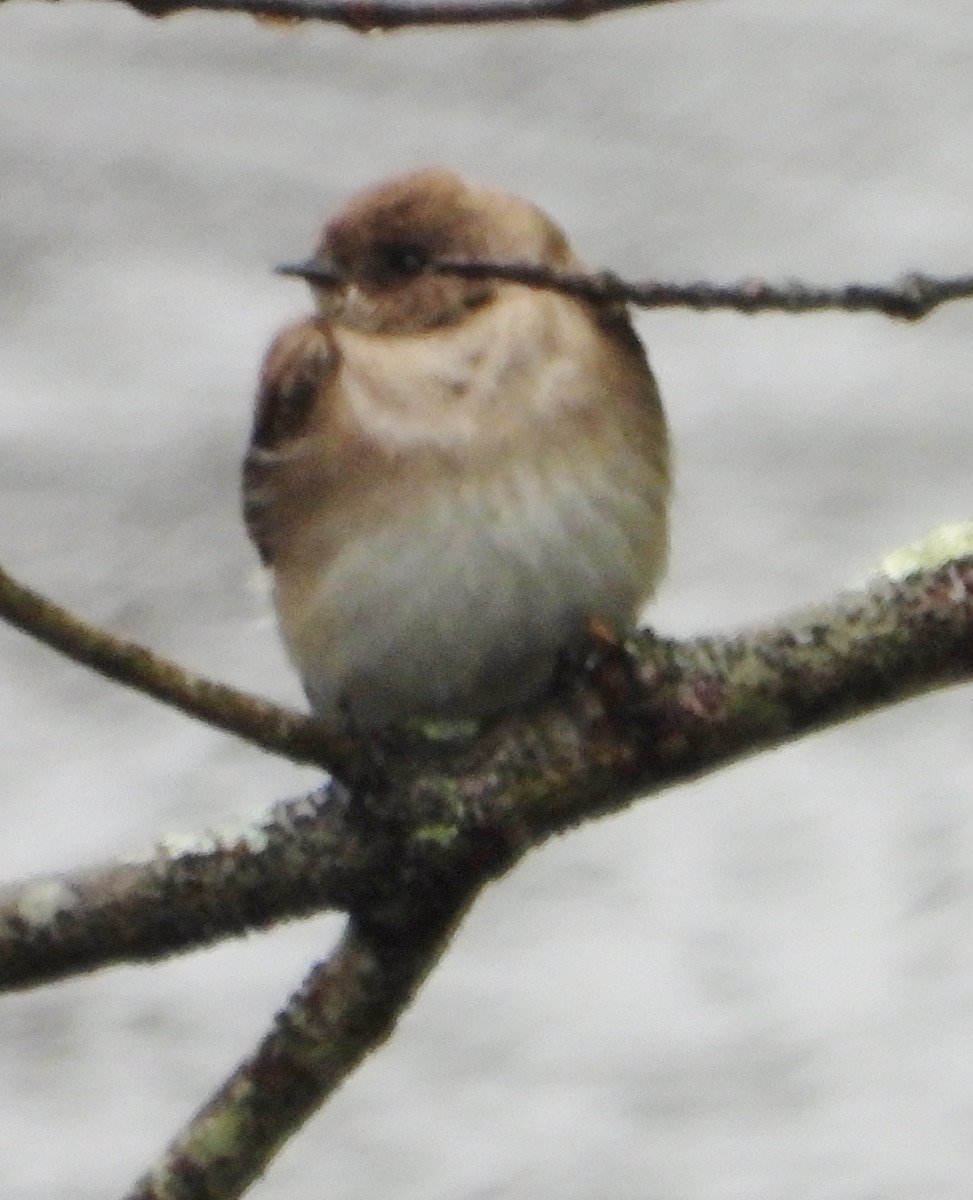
[242,320,336,566]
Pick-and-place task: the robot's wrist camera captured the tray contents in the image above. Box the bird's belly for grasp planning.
[275,456,667,727]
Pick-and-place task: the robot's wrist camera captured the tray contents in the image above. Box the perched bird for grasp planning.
[243,168,670,729]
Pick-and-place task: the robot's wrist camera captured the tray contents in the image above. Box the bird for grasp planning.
[242,168,670,730]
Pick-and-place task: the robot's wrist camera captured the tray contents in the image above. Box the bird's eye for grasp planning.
[379,243,428,276]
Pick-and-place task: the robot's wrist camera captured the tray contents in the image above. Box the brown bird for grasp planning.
[243,168,670,729]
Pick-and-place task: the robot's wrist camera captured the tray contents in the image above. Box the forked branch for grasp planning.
[117,540,973,1199]
[2,533,972,1003]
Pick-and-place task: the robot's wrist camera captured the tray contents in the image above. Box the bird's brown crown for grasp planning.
[304,168,577,334]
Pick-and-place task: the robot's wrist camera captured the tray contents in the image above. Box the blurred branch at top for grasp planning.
[76,0,692,30]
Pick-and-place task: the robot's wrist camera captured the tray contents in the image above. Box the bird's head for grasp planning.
[278,168,576,334]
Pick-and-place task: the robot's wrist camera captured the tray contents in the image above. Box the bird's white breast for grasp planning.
[274,290,668,725]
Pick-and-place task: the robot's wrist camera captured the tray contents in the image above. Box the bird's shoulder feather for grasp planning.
[243,319,336,565]
[248,319,336,451]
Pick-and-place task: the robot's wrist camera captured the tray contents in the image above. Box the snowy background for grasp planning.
[1,1,972,1196]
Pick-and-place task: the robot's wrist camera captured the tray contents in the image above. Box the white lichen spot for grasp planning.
[155,830,222,858]
[880,522,973,581]
[207,810,273,854]
[155,809,273,859]
[17,879,77,927]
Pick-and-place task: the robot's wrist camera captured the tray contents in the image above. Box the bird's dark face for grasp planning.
[289,168,575,335]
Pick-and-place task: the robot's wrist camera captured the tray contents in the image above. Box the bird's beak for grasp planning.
[275,257,344,287]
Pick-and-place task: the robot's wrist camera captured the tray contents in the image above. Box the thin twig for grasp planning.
[432,260,973,320]
[0,563,356,776]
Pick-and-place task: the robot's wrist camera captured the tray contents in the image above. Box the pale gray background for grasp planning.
[1,1,972,1196]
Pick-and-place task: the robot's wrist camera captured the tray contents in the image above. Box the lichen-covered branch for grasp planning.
[431,261,973,320]
[0,783,378,991]
[109,551,973,1200]
[2,541,971,1001]
[124,897,477,1200]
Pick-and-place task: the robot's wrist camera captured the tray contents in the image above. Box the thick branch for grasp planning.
[0,782,385,991]
[116,551,973,1199]
[3,547,971,995]
[125,902,475,1200]
[432,261,973,320]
